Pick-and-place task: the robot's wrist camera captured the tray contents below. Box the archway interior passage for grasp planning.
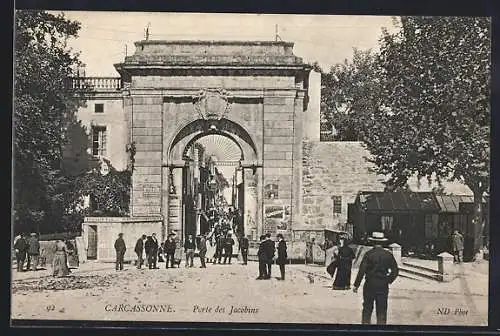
[182,134,246,240]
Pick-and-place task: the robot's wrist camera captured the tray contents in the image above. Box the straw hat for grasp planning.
[367,232,388,242]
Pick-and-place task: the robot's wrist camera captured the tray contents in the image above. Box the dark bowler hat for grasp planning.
[118,233,124,237]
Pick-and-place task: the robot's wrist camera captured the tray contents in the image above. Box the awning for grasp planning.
[357,191,440,212]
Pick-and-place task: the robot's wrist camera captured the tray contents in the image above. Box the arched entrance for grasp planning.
[166,117,260,246]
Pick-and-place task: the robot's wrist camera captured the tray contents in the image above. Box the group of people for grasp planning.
[257,233,287,281]
[325,231,399,325]
[13,233,40,272]
[13,233,72,277]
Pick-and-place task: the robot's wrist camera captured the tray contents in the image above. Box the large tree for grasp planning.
[364,17,490,256]
[319,49,383,141]
[14,10,84,234]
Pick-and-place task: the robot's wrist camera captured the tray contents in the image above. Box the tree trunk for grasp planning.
[472,189,484,260]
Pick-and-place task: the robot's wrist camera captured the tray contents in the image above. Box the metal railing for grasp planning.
[71,77,122,91]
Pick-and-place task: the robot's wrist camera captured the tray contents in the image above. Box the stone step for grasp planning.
[399,263,441,282]
[402,260,439,274]
[398,272,427,282]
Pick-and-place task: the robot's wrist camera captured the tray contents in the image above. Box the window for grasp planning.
[91,126,107,157]
[94,103,104,113]
[332,196,342,214]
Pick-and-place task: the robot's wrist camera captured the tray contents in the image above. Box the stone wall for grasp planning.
[82,217,163,262]
[302,141,386,230]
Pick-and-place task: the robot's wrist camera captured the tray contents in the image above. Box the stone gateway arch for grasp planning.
[110,40,314,247]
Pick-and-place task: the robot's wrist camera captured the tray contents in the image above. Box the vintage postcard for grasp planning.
[12,11,490,328]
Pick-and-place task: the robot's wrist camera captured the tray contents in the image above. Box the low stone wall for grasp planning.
[82,216,163,262]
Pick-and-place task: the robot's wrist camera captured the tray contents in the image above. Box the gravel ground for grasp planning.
[11,260,488,326]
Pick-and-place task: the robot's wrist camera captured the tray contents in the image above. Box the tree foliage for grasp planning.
[74,161,132,217]
[14,10,84,234]
[363,16,490,253]
[319,49,383,141]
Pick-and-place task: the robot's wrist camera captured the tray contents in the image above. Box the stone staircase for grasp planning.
[399,258,441,282]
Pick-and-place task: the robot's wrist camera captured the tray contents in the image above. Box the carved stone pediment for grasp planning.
[193,88,231,121]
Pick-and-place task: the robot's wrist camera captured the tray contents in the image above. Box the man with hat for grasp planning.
[164,232,177,269]
[353,232,399,325]
[27,233,40,271]
[134,234,147,269]
[114,233,126,271]
[14,233,28,272]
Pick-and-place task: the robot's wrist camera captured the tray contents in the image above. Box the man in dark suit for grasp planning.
[184,234,196,267]
[240,235,249,265]
[14,233,28,272]
[145,234,159,269]
[223,233,235,264]
[114,233,126,271]
[27,233,40,271]
[256,235,268,280]
[263,233,275,279]
[197,233,207,268]
[214,234,224,264]
[276,233,288,280]
[134,234,146,269]
[353,232,399,325]
[164,233,177,268]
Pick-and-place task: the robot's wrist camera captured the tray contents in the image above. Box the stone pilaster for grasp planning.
[262,90,296,235]
[131,95,163,217]
[293,90,305,231]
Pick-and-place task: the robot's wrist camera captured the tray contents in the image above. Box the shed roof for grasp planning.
[434,194,474,213]
[356,191,440,212]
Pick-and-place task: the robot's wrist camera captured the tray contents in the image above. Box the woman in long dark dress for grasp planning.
[332,237,355,290]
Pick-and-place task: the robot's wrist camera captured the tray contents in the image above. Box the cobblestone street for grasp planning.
[11,259,488,326]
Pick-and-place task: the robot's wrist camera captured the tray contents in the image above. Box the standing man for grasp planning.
[256,235,268,280]
[164,233,177,269]
[184,234,195,267]
[145,234,159,269]
[114,233,126,271]
[27,233,40,271]
[451,230,464,263]
[134,234,146,269]
[240,235,249,265]
[276,233,288,280]
[197,233,207,268]
[263,233,275,279]
[14,233,28,272]
[353,232,399,325]
[151,233,159,269]
[223,233,235,264]
[214,233,224,264]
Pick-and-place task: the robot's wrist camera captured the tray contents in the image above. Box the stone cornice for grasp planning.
[127,88,301,98]
[114,64,309,80]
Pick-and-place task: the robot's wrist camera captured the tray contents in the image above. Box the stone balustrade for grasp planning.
[71,77,122,91]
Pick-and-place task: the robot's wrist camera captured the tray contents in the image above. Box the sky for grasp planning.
[55,11,399,76]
